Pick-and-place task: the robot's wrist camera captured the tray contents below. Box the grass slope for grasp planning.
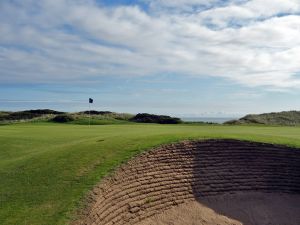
[0,110,134,125]
[1,123,300,225]
[226,110,300,126]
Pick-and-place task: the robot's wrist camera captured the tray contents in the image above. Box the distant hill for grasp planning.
[225,111,300,126]
[0,109,133,125]
[0,110,182,125]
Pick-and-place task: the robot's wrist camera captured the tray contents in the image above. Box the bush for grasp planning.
[130,113,182,124]
[0,109,64,121]
[51,114,74,123]
[24,109,64,115]
[81,110,112,115]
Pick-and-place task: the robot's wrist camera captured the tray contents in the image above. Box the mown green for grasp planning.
[1,123,300,225]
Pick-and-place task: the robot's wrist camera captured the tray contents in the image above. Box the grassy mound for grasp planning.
[0,109,64,121]
[225,111,300,126]
[0,109,134,125]
[70,111,134,125]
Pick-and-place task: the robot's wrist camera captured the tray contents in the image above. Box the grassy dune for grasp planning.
[1,123,300,225]
[226,110,300,126]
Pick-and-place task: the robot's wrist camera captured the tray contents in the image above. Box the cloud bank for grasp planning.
[0,0,300,88]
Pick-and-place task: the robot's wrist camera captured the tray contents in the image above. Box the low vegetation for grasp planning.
[3,109,300,126]
[0,109,63,122]
[80,110,113,115]
[225,110,300,126]
[51,114,75,123]
[0,110,184,125]
[130,113,182,124]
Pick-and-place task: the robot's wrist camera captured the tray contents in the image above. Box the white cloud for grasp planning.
[0,0,300,89]
[198,0,300,27]
[144,0,248,13]
[145,0,219,9]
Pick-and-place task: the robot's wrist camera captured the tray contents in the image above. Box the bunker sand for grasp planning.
[140,193,300,225]
[74,139,300,225]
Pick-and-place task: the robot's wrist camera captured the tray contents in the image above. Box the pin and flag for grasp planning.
[88,98,93,126]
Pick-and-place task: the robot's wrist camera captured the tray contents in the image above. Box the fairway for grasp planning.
[1,123,300,225]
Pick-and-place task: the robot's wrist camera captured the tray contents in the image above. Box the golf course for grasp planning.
[2,0,300,224]
[1,122,300,225]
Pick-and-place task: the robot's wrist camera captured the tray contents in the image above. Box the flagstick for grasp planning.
[89,101,91,127]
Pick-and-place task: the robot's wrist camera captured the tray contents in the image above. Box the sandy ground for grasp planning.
[73,140,300,225]
[139,193,300,225]
[138,201,242,225]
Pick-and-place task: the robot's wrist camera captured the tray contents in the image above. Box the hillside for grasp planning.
[0,109,63,121]
[0,110,182,125]
[0,109,134,125]
[225,111,300,126]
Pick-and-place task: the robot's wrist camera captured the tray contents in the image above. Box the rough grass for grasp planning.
[0,111,134,125]
[226,110,300,126]
[68,117,133,125]
[1,123,300,225]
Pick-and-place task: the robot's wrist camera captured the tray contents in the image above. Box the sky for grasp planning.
[0,0,300,117]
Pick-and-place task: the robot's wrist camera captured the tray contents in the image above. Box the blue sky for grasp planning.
[1,0,300,117]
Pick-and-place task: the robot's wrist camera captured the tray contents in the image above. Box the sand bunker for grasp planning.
[140,193,300,225]
[74,139,300,225]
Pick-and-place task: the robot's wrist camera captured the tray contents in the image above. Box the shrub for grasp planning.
[51,114,74,123]
[0,109,64,121]
[130,113,182,124]
[81,110,112,115]
[24,109,64,115]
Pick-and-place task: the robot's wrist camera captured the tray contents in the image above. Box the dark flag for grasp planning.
[89,98,93,103]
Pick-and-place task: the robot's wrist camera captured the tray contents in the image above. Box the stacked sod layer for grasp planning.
[74,139,300,225]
